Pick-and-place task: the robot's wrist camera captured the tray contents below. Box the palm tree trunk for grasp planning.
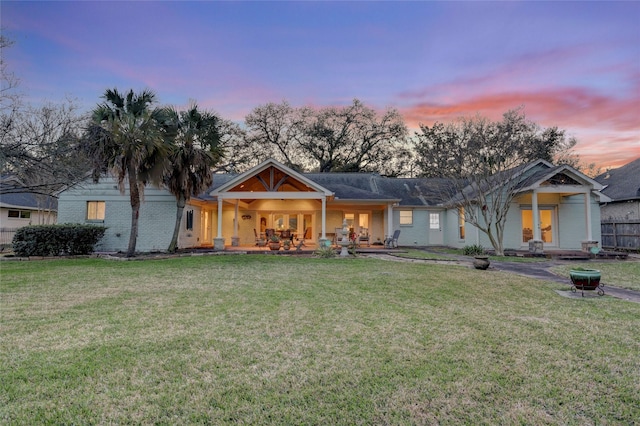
[168,195,186,253]
[126,168,140,257]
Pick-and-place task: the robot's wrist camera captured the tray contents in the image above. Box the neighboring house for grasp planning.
[595,157,640,249]
[57,158,606,253]
[0,176,58,247]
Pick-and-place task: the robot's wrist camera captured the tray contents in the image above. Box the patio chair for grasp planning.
[384,230,401,248]
[254,229,266,246]
[358,228,370,247]
[280,229,293,242]
[265,228,276,241]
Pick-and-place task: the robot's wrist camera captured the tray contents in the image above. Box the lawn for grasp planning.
[1,255,639,424]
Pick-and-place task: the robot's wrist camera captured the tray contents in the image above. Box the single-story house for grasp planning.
[1,176,58,247]
[595,157,640,249]
[56,158,606,253]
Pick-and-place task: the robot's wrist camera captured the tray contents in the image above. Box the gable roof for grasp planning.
[595,157,640,201]
[210,158,334,198]
[199,158,607,207]
[516,163,604,193]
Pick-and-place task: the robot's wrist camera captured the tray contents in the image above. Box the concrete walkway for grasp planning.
[367,251,640,304]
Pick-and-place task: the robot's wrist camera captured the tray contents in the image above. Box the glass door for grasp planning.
[522,208,555,245]
[343,212,371,243]
[260,212,315,243]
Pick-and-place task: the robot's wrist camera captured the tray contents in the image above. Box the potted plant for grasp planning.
[268,234,281,251]
[569,267,602,293]
[464,244,490,270]
[282,239,291,251]
[473,255,490,270]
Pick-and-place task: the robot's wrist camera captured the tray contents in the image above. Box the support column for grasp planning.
[529,190,544,254]
[231,200,240,247]
[319,197,329,248]
[532,190,540,241]
[581,190,598,252]
[387,203,394,243]
[214,197,225,250]
[584,190,593,241]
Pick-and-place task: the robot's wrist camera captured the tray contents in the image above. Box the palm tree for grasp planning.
[164,104,223,252]
[84,88,172,257]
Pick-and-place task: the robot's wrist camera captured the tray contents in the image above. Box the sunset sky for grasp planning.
[3,1,639,170]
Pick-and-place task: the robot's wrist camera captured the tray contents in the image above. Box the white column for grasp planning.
[387,203,394,237]
[216,197,223,238]
[584,190,593,241]
[321,197,326,239]
[532,190,541,241]
[233,200,239,237]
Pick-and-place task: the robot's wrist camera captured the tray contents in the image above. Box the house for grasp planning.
[0,176,58,247]
[595,157,640,249]
[56,158,606,253]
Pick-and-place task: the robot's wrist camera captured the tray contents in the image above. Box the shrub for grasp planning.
[12,224,107,257]
[463,244,485,256]
[314,246,336,258]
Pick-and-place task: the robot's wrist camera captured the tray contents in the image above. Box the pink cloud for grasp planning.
[400,83,639,170]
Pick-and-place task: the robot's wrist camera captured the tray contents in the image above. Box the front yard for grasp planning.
[1,255,638,424]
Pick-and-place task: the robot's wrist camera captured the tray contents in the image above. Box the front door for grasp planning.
[428,212,443,245]
[201,210,211,245]
[521,208,556,246]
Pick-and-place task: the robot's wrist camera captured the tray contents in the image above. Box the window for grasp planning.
[458,207,465,240]
[429,213,440,230]
[344,213,355,229]
[359,214,369,229]
[399,210,413,225]
[87,201,105,221]
[186,210,194,230]
[8,210,31,219]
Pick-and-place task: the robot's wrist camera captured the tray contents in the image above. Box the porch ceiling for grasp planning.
[227,167,314,193]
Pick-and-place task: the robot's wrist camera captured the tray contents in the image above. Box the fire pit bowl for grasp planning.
[569,268,603,296]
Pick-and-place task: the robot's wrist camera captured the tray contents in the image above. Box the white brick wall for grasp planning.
[58,177,180,253]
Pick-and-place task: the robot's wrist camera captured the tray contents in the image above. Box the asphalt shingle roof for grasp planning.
[595,158,640,201]
[0,180,58,211]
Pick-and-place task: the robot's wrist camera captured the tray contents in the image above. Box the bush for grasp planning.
[12,224,107,257]
[314,246,336,258]
[463,244,485,256]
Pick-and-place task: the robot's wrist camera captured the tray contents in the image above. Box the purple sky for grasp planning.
[3,1,639,169]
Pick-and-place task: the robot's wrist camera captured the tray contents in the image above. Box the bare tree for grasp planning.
[0,35,19,109]
[244,101,307,171]
[1,99,89,195]
[415,109,568,255]
[414,107,581,178]
[1,36,89,195]
[301,100,409,175]
[243,99,410,174]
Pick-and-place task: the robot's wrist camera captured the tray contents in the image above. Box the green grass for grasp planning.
[425,247,548,263]
[2,255,639,424]
[391,249,453,261]
[552,260,640,291]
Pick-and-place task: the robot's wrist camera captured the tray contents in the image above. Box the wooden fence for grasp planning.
[600,220,640,250]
